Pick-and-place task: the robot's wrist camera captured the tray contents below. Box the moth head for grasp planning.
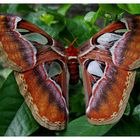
[65,37,78,58]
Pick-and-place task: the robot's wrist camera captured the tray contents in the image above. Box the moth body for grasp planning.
[66,43,80,85]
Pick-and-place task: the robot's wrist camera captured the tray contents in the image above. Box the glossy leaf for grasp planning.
[84,11,96,23]
[0,73,24,135]
[99,4,123,14]
[65,16,92,45]
[0,67,11,88]
[0,76,5,88]
[61,116,115,136]
[0,5,9,12]
[69,83,85,117]
[88,8,102,25]
[124,102,131,116]
[4,4,35,15]
[132,104,140,123]
[0,68,12,79]
[57,4,71,16]
[118,4,140,14]
[105,119,140,136]
[0,73,39,136]
[5,102,39,136]
[40,13,57,26]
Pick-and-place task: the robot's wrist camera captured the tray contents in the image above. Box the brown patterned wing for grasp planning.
[109,15,140,70]
[0,15,68,130]
[78,51,136,124]
[15,57,69,130]
[78,15,140,70]
[0,15,56,72]
[78,16,139,124]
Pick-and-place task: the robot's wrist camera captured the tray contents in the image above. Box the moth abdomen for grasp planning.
[67,58,79,85]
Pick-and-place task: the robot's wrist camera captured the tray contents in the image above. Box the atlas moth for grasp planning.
[0,14,139,131]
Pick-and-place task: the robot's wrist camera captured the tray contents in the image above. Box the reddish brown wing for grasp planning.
[0,15,69,130]
[78,15,140,70]
[78,51,135,124]
[0,15,62,71]
[78,16,138,125]
[108,15,140,70]
[15,57,69,130]
[0,15,36,71]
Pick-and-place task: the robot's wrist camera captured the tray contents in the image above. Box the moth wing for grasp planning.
[15,54,69,130]
[78,51,136,124]
[78,16,140,124]
[110,15,140,70]
[79,15,140,70]
[0,15,68,130]
[0,15,62,72]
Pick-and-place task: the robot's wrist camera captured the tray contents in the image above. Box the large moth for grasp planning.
[0,14,140,130]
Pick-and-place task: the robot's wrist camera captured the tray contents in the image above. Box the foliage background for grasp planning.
[0,4,140,136]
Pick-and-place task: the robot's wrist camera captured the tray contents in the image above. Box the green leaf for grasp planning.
[124,102,131,116]
[69,83,85,117]
[118,4,140,14]
[105,119,140,136]
[5,102,39,136]
[0,68,12,79]
[50,22,65,39]
[90,8,102,25]
[0,73,23,135]
[0,67,12,88]
[99,4,123,14]
[5,4,35,15]
[132,104,140,123]
[45,6,64,21]
[0,5,10,12]
[6,4,18,13]
[0,72,39,136]
[0,76,5,88]
[25,13,62,38]
[40,13,57,26]
[16,4,36,13]
[65,16,92,45]
[57,4,71,16]
[84,11,96,23]
[87,7,110,27]
[60,116,115,136]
